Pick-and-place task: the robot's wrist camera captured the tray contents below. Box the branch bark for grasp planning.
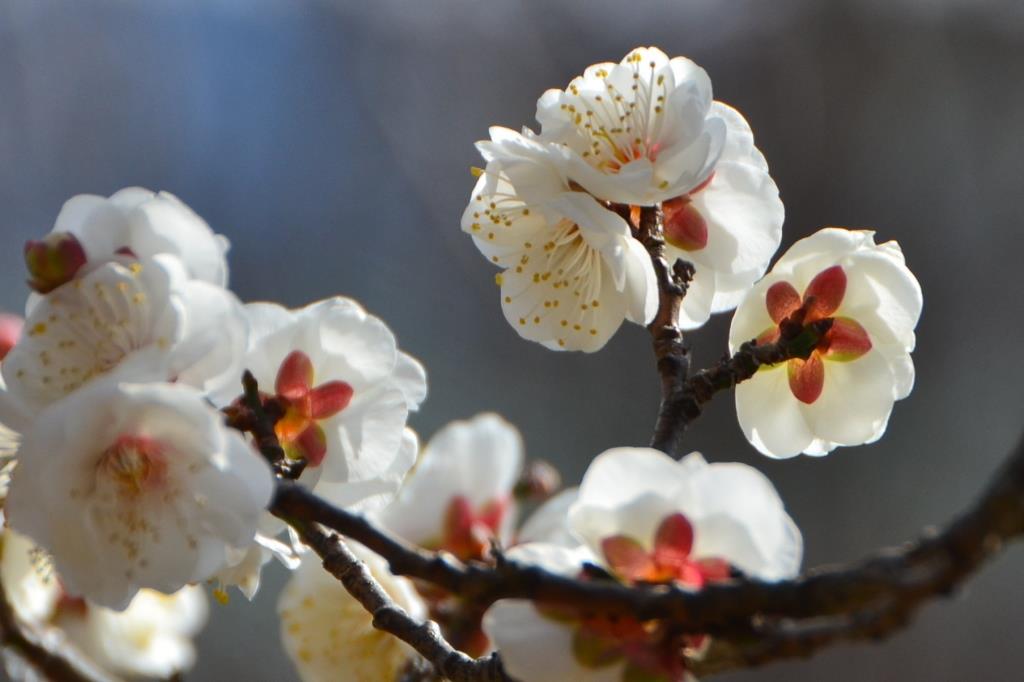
[286,518,508,682]
[272,431,1024,676]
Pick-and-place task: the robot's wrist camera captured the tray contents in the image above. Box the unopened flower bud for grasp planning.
[24,232,87,293]
[514,459,562,501]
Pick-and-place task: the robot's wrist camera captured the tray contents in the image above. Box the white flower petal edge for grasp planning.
[240,298,425,508]
[671,102,784,329]
[517,487,581,548]
[51,187,229,287]
[570,448,802,581]
[2,255,249,417]
[0,529,59,626]
[535,46,724,207]
[729,228,923,458]
[483,544,626,682]
[378,414,523,552]
[1,528,208,679]
[463,128,657,352]
[5,379,273,609]
[65,586,208,679]
[279,543,425,682]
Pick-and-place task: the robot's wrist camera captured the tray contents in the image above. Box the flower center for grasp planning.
[98,435,167,497]
[600,512,730,588]
[756,265,872,404]
[437,495,509,563]
[565,53,672,177]
[539,513,727,682]
[272,350,353,467]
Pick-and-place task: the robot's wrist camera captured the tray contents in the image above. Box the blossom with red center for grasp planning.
[730,228,923,458]
[4,379,273,610]
[534,46,784,331]
[484,448,801,682]
[239,298,425,510]
[756,265,873,404]
[601,513,731,588]
[378,414,522,558]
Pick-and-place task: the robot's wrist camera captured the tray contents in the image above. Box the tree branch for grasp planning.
[286,517,509,682]
[271,432,1024,675]
[633,204,697,457]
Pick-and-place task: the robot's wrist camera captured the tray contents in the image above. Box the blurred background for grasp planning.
[1,0,1022,679]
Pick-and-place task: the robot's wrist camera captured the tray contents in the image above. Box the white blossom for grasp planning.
[729,228,923,458]
[516,487,580,548]
[4,379,273,609]
[485,448,801,682]
[536,46,783,329]
[463,127,657,351]
[27,187,229,294]
[378,413,523,561]
[278,543,425,682]
[0,528,208,680]
[61,586,207,679]
[570,448,801,582]
[1,255,248,426]
[239,298,425,507]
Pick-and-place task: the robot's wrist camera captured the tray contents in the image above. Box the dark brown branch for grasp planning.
[652,307,834,454]
[272,432,1024,675]
[633,204,697,456]
[287,518,509,682]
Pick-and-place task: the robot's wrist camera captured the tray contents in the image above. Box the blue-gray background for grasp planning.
[1,1,1022,680]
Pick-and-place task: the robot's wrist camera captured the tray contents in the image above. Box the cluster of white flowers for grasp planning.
[463,46,921,459]
[0,44,925,682]
[0,188,426,678]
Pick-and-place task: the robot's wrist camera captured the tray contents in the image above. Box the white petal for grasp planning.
[735,367,816,458]
[801,350,897,447]
[690,462,802,580]
[379,415,522,546]
[517,488,580,548]
[279,545,424,682]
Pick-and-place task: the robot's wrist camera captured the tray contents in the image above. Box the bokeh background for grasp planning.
[1,0,1023,680]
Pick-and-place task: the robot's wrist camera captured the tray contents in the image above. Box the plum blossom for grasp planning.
[485,448,801,682]
[536,46,783,329]
[378,413,524,561]
[278,543,425,682]
[462,127,657,352]
[4,379,273,609]
[1,255,248,425]
[517,487,580,548]
[25,187,229,295]
[729,228,923,458]
[239,298,425,507]
[0,529,207,680]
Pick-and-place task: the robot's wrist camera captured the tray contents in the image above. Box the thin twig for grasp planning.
[652,306,833,453]
[288,518,509,682]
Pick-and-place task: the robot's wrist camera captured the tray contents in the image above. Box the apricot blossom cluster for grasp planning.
[0,45,923,682]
